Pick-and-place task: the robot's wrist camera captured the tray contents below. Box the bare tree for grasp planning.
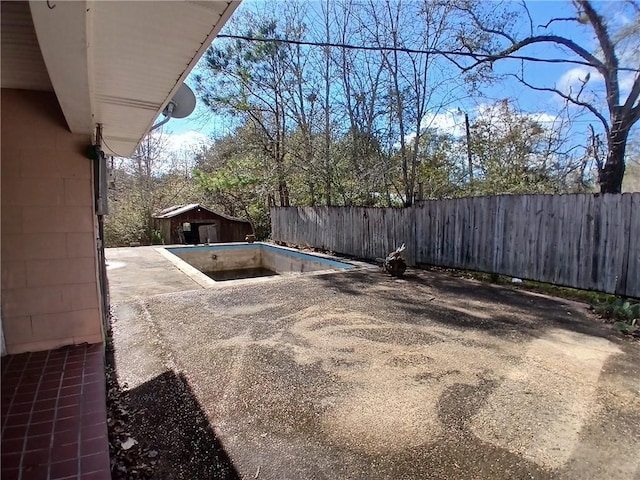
[105,132,197,245]
[452,0,640,193]
[362,0,460,206]
[334,0,389,205]
[278,2,322,205]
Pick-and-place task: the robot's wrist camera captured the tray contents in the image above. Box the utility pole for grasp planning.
[464,112,473,182]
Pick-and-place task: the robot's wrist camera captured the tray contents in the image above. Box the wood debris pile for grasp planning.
[383,243,407,277]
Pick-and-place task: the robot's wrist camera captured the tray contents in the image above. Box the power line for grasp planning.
[216,34,640,73]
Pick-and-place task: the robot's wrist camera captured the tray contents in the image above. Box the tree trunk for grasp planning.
[323,2,333,207]
[600,125,629,193]
[278,180,290,207]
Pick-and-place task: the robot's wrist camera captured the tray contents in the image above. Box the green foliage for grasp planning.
[104,133,204,247]
[592,297,640,336]
[593,297,640,321]
[415,130,465,199]
[467,100,573,196]
[330,128,389,206]
[613,320,638,335]
[194,131,271,239]
[104,196,147,247]
[246,202,271,240]
[196,12,296,206]
[151,230,164,245]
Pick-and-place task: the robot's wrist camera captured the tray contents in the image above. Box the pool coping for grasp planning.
[156,242,376,288]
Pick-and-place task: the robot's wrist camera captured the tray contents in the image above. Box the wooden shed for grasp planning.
[153,204,253,245]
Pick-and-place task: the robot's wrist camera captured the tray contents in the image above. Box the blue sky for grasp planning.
[162,0,638,154]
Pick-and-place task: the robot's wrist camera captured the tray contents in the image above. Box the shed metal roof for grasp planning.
[154,204,250,223]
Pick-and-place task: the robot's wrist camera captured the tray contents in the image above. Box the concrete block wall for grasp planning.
[1,89,104,354]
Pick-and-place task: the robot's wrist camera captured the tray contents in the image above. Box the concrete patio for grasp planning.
[106,246,640,479]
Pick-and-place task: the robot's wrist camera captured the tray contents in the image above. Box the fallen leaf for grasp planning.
[121,437,138,450]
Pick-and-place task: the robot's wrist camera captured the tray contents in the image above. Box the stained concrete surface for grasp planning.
[107,247,202,300]
[107,246,640,479]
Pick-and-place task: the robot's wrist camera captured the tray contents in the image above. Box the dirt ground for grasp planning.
[106,246,640,479]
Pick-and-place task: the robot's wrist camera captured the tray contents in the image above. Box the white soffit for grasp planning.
[29,0,239,156]
[29,0,92,132]
[1,1,53,91]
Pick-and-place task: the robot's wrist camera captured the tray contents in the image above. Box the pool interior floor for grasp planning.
[203,267,279,282]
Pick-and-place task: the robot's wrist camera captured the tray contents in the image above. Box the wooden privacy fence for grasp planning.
[271,193,640,297]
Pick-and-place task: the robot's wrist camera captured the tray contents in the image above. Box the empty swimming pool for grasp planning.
[161,242,354,285]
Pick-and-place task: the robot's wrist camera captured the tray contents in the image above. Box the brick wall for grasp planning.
[1,89,104,354]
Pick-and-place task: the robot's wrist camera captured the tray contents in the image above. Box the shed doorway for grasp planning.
[198,223,218,243]
[182,222,219,244]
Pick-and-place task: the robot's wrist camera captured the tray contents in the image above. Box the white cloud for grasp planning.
[557,65,638,103]
[163,130,212,155]
[471,102,560,131]
[557,67,602,96]
[420,110,466,138]
[401,110,465,147]
[525,112,558,125]
[406,105,559,143]
[613,11,631,26]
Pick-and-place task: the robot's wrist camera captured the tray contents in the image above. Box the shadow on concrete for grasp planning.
[107,362,239,480]
[316,269,614,341]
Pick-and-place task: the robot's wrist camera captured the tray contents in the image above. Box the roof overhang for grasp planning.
[27,0,239,157]
[153,204,251,223]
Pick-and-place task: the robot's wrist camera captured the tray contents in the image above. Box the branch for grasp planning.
[441,52,469,71]
[537,17,579,29]
[574,72,591,101]
[509,73,610,134]
[464,35,606,75]
[622,72,640,116]
[458,4,517,44]
[578,1,617,69]
[627,0,640,14]
[522,1,534,35]
[578,1,620,107]
[589,124,605,174]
